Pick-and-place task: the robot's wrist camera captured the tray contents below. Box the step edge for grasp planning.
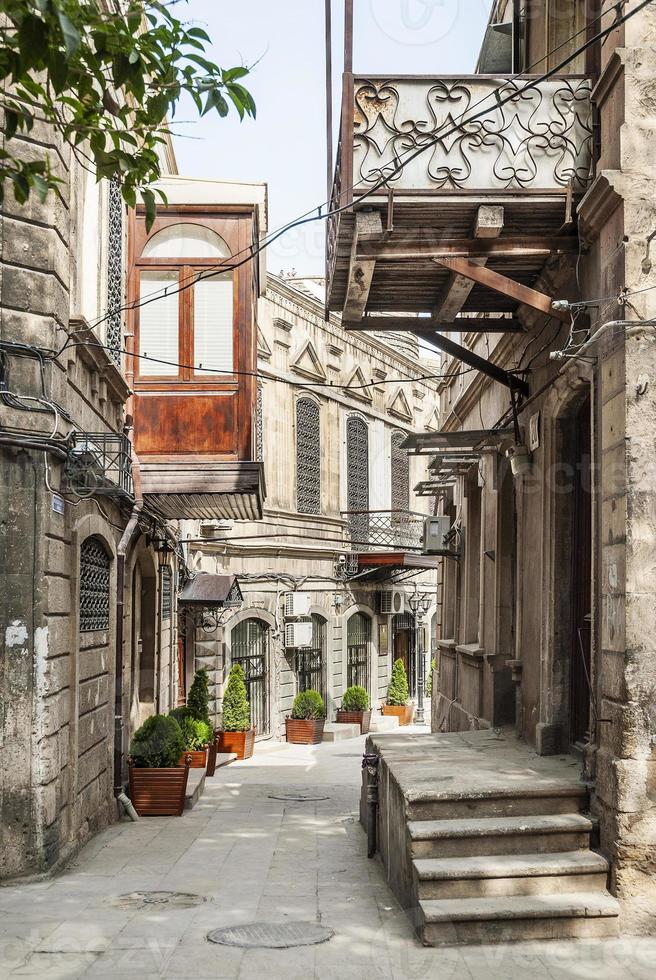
[408,815,593,840]
[407,784,588,804]
[419,893,621,923]
[413,852,610,880]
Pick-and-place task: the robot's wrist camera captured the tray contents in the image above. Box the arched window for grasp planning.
[391,430,410,514]
[138,222,233,379]
[79,536,111,632]
[231,618,269,735]
[295,614,326,699]
[346,612,371,691]
[346,415,369,541]
[296,398,321,514]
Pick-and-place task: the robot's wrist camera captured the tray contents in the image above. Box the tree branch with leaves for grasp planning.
[0,0,256,226]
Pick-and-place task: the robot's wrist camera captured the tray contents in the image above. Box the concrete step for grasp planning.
[322,723,361,742]
[407,783,588,822]
[414,850,609,900]
[419,891,620,946]
[409,813,592,859]
[369,715,400,734]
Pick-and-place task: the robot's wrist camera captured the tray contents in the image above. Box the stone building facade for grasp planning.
[427,0,656,931]
[0,123,180,877]
[185,274,442,738]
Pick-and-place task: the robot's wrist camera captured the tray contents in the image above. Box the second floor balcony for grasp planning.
[327,73,593,326]
[342,508,425,552]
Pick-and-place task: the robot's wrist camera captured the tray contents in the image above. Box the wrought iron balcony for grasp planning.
[64,431,134,500]
[341,509,425,552]
[327,73,593,318]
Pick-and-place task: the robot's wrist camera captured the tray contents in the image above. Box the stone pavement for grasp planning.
[0,731,655,979]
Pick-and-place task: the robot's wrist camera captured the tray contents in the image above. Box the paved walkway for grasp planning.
[1,732,655,979]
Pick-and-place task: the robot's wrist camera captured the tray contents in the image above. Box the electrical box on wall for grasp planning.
[423,516,452,554]
[284,592,311,618]
[285,621,313,649]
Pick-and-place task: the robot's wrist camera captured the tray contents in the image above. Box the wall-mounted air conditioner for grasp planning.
[284,592,311,618]
[379,590,405,615]
[285,621,313,649]
[423,516,452,554]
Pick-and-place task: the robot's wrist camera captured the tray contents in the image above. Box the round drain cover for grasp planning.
[267,793,329,802]
[208,921,334,949]
[111,891,204,910]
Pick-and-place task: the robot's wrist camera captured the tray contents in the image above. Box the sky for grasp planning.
[172,1,495,276]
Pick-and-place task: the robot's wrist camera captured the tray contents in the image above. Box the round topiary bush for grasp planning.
[179,716,212,750]
[129,715,185,768]
[222,663,251,732]
[387,658,409,706]
[169,706,190,726]
[291,689,325,720]
[342,685,369,711]
[187,667,210,723]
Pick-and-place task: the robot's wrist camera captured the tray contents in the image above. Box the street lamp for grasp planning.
[408,591,432,725]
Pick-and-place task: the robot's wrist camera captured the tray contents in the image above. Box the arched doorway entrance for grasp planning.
[346,612,371,692]
[231,618,269,736]
[295,614,326,701]
[393,612,416,696]
[130,551,157,726]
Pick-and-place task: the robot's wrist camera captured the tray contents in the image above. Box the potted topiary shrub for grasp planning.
[128,714,190,817]
[170,707,213,769]
[285,690,325,744]
[217,663,256,760]
[336,685,371,734]
[382,658,414,725]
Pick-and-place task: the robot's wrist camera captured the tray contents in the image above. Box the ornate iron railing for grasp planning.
[64,431,134,500]
[351,75,593,193]
[341,509,425,552]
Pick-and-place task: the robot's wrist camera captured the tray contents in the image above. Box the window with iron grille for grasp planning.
[295,614,326,700]
[106,178,123,366]
[79,536,111,632]
[296,397,321,514]
[391,430,410,515]
[346,415,369,540]
[256,382,264,462]
[347,611,371,691]
[161,567,172,621]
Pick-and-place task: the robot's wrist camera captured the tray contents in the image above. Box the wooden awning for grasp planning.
[140,460,265,520]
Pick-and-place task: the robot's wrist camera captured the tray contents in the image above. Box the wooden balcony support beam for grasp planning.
[343,316,524,334]
[433,205,504,322]
[355,235,579,261]
[433,256,570,323]
[425,332,529,397]
[343,211,383,321]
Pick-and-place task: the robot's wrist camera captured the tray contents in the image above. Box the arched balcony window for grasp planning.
[296,398,321,514]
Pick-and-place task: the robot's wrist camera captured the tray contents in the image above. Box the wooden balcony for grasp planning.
[327,74,593,327]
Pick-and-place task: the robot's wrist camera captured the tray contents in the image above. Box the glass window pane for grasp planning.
[139,271,179,376]
[142,223,231,259]
[194,272,234,375]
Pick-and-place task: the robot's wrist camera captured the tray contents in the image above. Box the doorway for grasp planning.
[231,618,270,736]
[569,395,592,747]
[393,613,415,696]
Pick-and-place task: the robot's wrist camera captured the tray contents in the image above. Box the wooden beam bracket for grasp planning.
[427,332,529,397]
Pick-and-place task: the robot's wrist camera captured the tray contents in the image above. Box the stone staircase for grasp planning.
[407,783,620,945]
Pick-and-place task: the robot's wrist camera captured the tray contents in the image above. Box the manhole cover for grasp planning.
[111,891,205,910]
[267,793,329,802]
[207,921,334,949]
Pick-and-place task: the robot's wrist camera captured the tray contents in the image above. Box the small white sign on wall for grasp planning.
[529,412,540,452]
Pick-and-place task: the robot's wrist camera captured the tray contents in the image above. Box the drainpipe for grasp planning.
[114,448,143,798]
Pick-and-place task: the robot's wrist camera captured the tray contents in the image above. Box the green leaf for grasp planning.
[32,173,50,202]
[56,10,81,57]
[4,109,18,141]
[141,188,157,232]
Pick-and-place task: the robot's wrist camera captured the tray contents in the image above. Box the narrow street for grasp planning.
[1,733,654,980]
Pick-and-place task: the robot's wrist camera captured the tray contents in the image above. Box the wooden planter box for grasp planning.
[382,704,414,726]
[216,727,256,760]
[177,747,208,769]
[336,709,371,734]
[285,718,325,745]
[128,760,190,817]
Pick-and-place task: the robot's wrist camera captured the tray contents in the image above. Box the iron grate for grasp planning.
[207,921,334,949]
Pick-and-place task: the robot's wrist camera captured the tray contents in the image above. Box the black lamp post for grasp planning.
[408,592,432,725]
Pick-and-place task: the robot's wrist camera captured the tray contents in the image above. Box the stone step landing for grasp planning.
[409,813,593,859]
[369,715,400,734]
[322,723,361,742]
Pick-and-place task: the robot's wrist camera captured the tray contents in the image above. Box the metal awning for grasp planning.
[414,479,456,497]
[402,428,513,453]
[356,552,441,579]
[178,573,243,609]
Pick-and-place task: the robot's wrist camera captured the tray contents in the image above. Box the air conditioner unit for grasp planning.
[423,516,452,554]
[284,592,311,618]
[285,620,313,649]
[379,590,405,615]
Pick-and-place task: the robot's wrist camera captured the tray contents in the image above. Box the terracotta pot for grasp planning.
[177,747,208,768]
[128,759,190,817]
[216,727,256,760]
[285,718,325,745]
[382,704,414,726]
[336,709,371,734]
[206,738,217,777]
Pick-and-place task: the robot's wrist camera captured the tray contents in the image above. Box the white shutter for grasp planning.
[138,271,179,376]
[194,272,234,375]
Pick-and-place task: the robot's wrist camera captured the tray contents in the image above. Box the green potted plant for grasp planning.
[285,690,326,744]
[170,668,216,772]
[336,685,371,733]
[128,714,190,816]
[382,658,414,725]
[217,663,255,760]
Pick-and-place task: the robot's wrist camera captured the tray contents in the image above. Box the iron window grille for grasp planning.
[231,618,269,735]
[106,177,124,367]
[347,611,371,690]
[295,615,326,700]
[161,567,172,621]
[80,536,111,632]
[391,431,410,516]
[346,415,369,541]
[296,398,321,514]
[65,431,134,500]
[256,382,264,462]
